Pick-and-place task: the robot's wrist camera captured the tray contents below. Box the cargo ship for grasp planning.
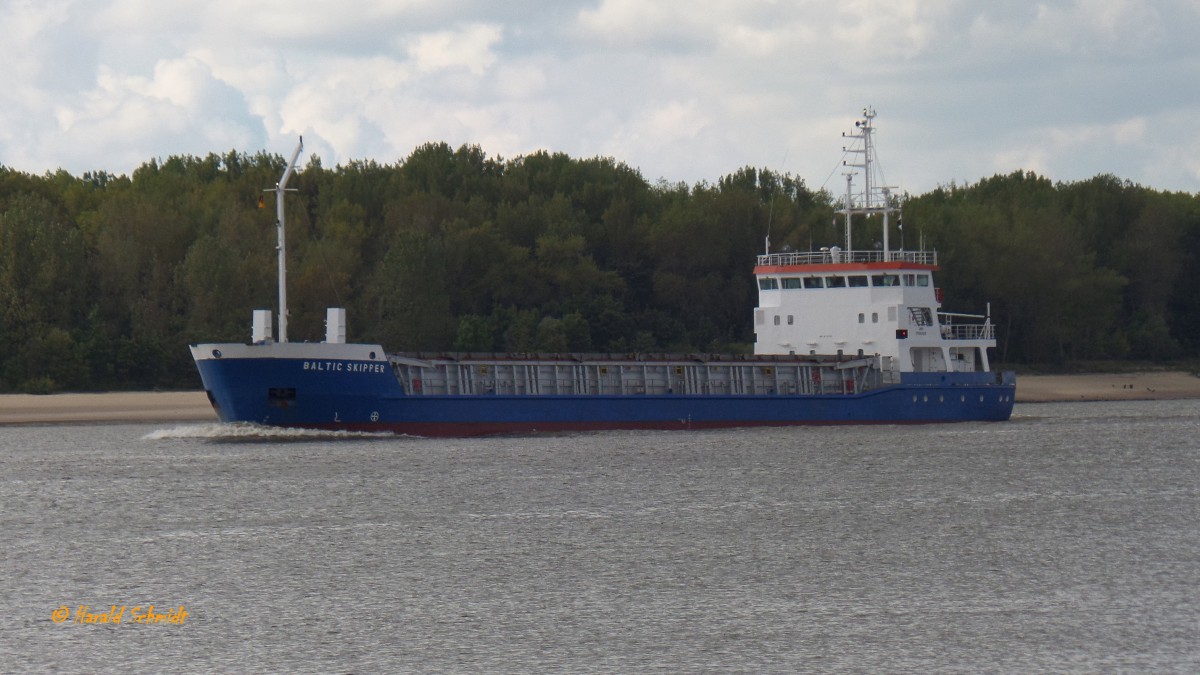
[190,109,1015,436]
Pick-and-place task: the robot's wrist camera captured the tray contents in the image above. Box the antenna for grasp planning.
[764,150,789,255]
[270,137,303,343]
[835,107,896,259]
[843,173,854,250]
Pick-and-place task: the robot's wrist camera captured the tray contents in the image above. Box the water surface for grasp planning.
[3,400,1198,672]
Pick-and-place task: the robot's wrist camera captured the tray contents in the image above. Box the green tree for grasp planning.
[0,193,91,389]
[364,228,454,350]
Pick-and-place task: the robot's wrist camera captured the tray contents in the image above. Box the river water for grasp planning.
[2,400,1198,673]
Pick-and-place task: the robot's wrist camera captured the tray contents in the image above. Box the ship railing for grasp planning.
[937,312,995,341]
[389,354,888,397]
[757,249,937,267]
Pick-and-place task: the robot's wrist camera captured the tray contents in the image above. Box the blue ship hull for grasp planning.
[192,346,1016,437]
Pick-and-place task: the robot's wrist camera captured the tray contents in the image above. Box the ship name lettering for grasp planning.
[302,360,343,371]
[303,360,384,374]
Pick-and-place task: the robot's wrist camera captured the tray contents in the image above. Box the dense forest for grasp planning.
[2,143,1199,392]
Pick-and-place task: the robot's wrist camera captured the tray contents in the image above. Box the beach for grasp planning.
[1,372,1198,424]
[1015,371,1200,403]
[0,391,215,425]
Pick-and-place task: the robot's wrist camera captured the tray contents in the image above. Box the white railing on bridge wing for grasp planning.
[938,323,995,340]
[757,250,937,267]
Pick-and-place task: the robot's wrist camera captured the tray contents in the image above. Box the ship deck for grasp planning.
[388,352,890,397]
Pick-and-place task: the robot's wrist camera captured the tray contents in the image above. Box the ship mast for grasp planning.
[272,137,303,343]
[837,108,896,259]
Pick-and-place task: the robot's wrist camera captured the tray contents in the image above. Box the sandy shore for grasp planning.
[1,372,1197,424]
[1015,371,1200,403]
[0,391,215,425]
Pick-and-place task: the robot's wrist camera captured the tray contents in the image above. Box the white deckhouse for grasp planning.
[754,109,997,375]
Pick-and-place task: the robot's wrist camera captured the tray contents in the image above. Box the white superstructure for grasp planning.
[754,109,996,374]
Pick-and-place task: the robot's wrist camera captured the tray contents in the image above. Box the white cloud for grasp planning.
[575,0,684,44]
[0,0,1198,195]
[826,0,947,61]
[1,0,72,80]
[491,63,547,99]
[641,100,710,142]
[964,0,1167,61]
[1033,0,1165,56]
[406,23,503,75]
[985,116,1149,185]
[40,56,259,171]
[96,0,426,44]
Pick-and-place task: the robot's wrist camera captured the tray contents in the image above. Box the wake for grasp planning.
[142,422,397,441]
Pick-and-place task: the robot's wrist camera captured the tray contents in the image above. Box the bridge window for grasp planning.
[758,278,778,290]
[803,276,824,289]
[848,275,868,287]
[917,274,930,287]
[827,276,847,288]
[871,274,899,287]
[903,274,916,286]
[782,277,802,289]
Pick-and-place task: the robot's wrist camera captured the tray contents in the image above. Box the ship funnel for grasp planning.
[252,309,273,343]
[325,308,346,344]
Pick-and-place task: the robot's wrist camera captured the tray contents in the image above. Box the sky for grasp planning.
[3,0,1199,196]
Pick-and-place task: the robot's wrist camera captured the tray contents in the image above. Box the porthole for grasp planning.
[369,351,376,359]
[923,395,928,402]
[960,395,965,402]
[212,349,222,358]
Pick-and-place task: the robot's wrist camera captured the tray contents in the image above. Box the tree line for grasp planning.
[1,143,1198,392]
